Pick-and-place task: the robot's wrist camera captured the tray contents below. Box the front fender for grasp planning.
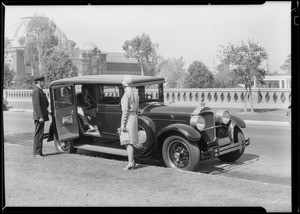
[230,114,246,128]
[157,123,201,142]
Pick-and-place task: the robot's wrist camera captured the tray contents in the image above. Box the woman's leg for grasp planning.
[123,144,135,170]
[126,144,134,164]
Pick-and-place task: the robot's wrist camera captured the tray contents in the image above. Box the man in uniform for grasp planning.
[32,76,49,158]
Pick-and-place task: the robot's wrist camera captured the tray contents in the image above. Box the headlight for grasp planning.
[190,115,206,131]
[216,110,230,125]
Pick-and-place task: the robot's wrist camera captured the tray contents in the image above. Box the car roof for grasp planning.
[50,74,165,87]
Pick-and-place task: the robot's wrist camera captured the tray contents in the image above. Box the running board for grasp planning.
[74,144,128,156]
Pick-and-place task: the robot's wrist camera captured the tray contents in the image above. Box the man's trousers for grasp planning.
[33,120,44,155]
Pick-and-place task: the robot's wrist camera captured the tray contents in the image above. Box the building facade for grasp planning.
[5,16,143,79]
[261,74,291,89]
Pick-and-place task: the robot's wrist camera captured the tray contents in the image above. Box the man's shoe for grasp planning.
[33,154,44,158]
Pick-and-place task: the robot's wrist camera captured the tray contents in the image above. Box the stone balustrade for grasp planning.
[4,88,291,109]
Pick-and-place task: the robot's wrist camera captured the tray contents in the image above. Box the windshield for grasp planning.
[137,83,163,103]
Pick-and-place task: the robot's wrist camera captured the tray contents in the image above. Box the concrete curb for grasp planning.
[7,108,33,112]
[6,108,290,127]
[245,120,290,127]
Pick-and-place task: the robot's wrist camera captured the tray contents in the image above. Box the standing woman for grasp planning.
[119,75,140,170]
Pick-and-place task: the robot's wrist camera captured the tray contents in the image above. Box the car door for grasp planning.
[95,84,123,139]
[52,84,79,142]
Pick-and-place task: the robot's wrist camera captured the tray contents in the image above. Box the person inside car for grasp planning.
[58,87,72,104]
[78,85,97,123]
[77,93,97,133]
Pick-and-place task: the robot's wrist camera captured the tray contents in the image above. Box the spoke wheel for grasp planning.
[168,141,190,168]
[162,135,200,171]
[54,133,77,154]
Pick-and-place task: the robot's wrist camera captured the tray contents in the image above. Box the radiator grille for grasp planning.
[201,112,216,143]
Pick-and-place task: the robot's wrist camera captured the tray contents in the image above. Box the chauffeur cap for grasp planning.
[121,75,134,87]
[34,76,45,82]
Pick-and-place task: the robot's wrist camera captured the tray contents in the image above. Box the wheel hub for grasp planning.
[170,142,189,168]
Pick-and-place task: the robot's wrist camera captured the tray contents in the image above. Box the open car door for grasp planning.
[52,84,79,142]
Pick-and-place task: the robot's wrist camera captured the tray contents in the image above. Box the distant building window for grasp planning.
[281,80,285,88]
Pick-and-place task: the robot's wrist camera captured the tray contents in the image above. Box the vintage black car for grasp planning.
[47,75,250,171]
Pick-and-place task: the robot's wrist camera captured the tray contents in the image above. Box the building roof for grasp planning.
[5,16,68,46]
[50,74,165,87]
[106,52,138,64]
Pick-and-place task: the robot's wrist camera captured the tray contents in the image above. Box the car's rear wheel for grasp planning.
[54,133,77,154]
[217,128,245,162]
[162,135,200,171]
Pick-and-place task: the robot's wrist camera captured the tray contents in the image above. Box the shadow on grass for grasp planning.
[197,153,260,174]
[43,152,66,157]
[76,149,164,170]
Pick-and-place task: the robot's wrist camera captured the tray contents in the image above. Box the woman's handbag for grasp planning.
[119,130,130,144]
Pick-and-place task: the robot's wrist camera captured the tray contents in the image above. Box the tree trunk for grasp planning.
[244,86,248,113]
[249,86,254,113]
[140,65,144,76]
[38,45,42,76]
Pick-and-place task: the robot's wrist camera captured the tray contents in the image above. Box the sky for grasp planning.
[4,2,291,73]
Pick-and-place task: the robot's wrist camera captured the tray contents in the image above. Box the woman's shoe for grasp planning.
[122,162,135,170]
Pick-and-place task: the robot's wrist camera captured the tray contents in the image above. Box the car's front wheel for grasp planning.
[54,133,77,154]
[162,135,200,171]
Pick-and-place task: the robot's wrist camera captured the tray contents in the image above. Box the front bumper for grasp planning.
[201,137,250,160]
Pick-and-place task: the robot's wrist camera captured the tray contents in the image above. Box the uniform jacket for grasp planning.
[32,85,49,121]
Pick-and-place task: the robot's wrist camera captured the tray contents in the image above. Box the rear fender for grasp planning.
[138,115,156,135]
[157,123,201,142]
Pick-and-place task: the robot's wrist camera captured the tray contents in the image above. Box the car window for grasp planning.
[53,86,73,108]
[97,85,121,105]
[139,84,159,102]
[74,84,96,107]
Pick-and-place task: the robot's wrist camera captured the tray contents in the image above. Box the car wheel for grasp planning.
[217,128,245,162]
[54,133,77,154]
[162,135,200,171]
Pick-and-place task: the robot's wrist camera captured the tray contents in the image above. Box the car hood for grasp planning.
[139,102,197,115]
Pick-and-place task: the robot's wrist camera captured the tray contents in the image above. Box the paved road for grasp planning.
[197,125,291,186]
[3,111,291,186]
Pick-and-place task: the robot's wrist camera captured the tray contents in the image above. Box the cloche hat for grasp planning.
[122,75,134,87]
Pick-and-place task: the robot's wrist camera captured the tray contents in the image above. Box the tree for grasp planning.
[13,75,35,89]
[4,63,15,88]
[183,61,214,88]
[214,63,237,88]
[280,54,291,74]
[23,16,59,76]
[41,47,77,87]
[4,38,15,88]
[218,39,268,113]
[157,57,186,88]
[122,33,158,76]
